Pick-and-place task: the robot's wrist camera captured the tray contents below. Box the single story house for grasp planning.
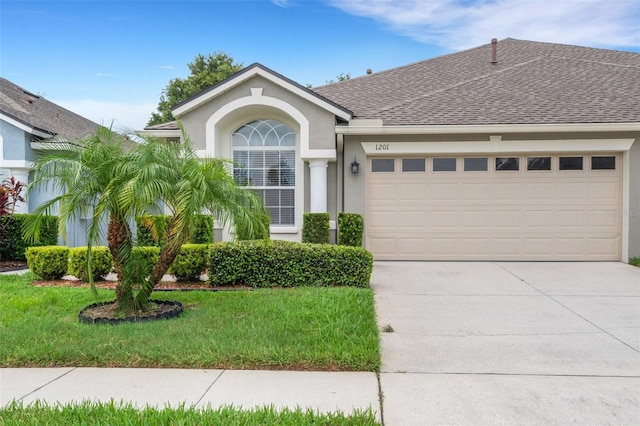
[0,77,99,246]
[142,38,640,262]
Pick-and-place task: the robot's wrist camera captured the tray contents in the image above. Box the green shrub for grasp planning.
[235,213,270,241]
[131,246,160,280]
[302,213,330,244]
[25,246,69,280]
[136,215,170,247]
[208,240,373,288]
[190,215,214,244]
[68,246,113,281]
[338,213,364,247]
[137,214,214,246]
[630,257,640,267]
[0,214,58,261]
[169,244,209,281]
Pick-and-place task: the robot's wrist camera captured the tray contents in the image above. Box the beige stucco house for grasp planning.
[142,38,640,262]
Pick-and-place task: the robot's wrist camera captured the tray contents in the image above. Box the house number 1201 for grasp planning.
[375,143,389,151]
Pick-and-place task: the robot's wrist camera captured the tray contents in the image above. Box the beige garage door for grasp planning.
[367,154,621,260]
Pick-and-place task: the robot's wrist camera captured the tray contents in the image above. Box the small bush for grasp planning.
[68,246,113,281]
[169,244,209,281]
[190,215,214,244]
[136,215,170,247]
[137,214,214,246]
[208,240,373,288]
[131,246,160,280]
[25,246,69,280]
[302,213,330,244]
[0,214,58,261]
[235,213,270,241]
[338,213,364,247]
[629,257,640,267]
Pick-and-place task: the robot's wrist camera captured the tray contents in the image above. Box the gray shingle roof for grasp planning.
[313,38,640,126]
[0,78,98,140]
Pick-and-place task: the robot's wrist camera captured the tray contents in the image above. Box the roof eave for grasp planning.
[172,64,352,121]
[336,122,640,135]
[0,111,54,139]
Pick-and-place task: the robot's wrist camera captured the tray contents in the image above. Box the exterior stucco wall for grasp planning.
[178,75,336,153]
[0,120,29,161]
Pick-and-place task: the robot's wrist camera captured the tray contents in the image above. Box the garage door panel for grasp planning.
[431,210,460,228]
[493,183,523,199]
[366,154,621,260]
[557,210,586,227]
[398,210,428,229]
[398,183,428,200]
[461,210,491,228]
[461,183,491,200]
[525,182,555,199]
[430,183,459,200]
[589,182,618,200]
[493,210,522,228]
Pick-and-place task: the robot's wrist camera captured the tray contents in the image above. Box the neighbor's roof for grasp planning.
[313,38,640,126]
[0,77,98,140]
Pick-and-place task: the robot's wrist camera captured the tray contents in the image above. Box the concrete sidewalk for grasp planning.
[0,368,381,418]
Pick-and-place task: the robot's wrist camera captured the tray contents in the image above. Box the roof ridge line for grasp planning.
[548,54,640,69]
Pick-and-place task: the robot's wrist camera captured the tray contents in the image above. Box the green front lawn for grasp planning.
[0,274,380,371]
[0,401,381,426]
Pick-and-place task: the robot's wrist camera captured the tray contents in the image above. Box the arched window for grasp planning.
[232,119,296,226]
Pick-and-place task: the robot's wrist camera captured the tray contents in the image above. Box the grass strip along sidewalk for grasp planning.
[0,401,381,425]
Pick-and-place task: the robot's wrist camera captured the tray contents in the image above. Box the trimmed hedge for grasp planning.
[338,213,364,247]
[0,214,58,261]
[25,246,69,280]
[301,213,330,244]
[131,246,160,280]
[68,246,113,281]
[169,244,209,281]
[208,240,373,288]
[235,213,270,241]
[136,214,214,246]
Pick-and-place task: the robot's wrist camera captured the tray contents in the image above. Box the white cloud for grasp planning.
[54,99,157,132]
[271,0,289,7]
[329,0,640,50]
[156,65,175,70]
[95,73,117,77]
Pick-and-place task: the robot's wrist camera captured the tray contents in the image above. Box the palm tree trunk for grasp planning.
[107,215,134,309]
[133,218,185,309]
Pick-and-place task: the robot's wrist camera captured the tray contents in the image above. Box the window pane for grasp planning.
[591,156,615,170]
[496,157,519,171]
[527,157,551,171]
[433,158,456,171]
[559,157,583,170]
[402,158,425,172]
[464,157,488,171]
[249,169,264,187]
[371,158,394,172]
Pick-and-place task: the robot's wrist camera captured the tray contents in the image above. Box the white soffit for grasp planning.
[339,122,640,135]
[361,139,636,155]
[172,66,352,121]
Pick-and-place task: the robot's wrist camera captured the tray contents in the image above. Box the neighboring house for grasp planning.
[0,77,99,247]
[142,38,640,262]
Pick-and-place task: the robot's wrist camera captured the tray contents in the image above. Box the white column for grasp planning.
[308,159,328,213]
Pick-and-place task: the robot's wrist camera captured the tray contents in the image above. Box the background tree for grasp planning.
[147,52,243,126]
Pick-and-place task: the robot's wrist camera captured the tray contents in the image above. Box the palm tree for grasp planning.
[25,127,267,315]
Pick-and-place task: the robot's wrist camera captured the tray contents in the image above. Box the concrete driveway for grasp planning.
[372,262,640,425]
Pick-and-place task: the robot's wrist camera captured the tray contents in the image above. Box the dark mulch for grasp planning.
[0,260,28,272]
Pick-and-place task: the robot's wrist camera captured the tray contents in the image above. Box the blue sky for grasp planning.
[2,0,639,131]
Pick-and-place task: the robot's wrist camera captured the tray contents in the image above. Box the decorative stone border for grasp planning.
[78,300,184,325]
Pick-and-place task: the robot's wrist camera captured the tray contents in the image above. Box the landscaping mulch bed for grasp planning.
[0,260,28,272]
